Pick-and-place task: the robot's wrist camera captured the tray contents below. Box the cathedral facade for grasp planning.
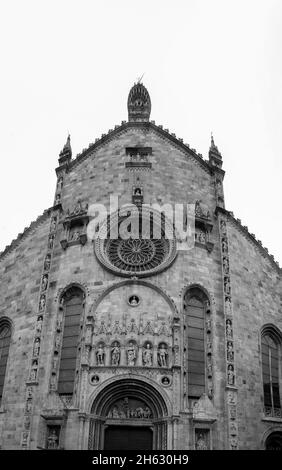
[0,83,281,450]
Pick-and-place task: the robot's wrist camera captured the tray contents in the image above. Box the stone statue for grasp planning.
[227,365,235,385]
[226,319,233,338]
[127,342,137,366]
[39,294,46,311]
[227,341,234,362]
[33,338,40,357]
[36,316,43,333]
[220,220,227,234]
[55,194,61,205]
[142,344,153,367]
[223,257,229,274]
[96,345,105,366]
[54,335,61,350]
[129,295,139,306]
[29,361,38,382]
[222,238,228,253]
[47,429,59,449]
[50,217,57,232]
[158,344,168,367]
[71,230,80,241]
[48,234,55,250]
[224,278,231,295]
[225,297,232,316]
[111,343,120,366]
[41,274,48,291]
[44,254,51,271]
[196,433,208,450]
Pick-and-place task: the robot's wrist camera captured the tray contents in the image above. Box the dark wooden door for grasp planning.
[104,426,153,450]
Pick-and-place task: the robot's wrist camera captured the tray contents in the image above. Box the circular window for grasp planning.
[94,207,177,278]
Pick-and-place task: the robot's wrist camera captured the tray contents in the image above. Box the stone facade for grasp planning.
[0,83,281,450]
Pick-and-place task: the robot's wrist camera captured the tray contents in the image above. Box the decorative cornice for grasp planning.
[66,121,213,174]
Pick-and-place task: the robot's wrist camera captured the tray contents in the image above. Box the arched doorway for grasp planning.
[88,378,168,450]
[265,432,282,450]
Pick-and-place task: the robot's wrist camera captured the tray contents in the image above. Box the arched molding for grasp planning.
[89,279,179,318]
[261,323,282,344]
[0,315,14,335]
[55,282,89,304]
[261,426,282,449]
[179,282,215,310]
[87,374,172,418]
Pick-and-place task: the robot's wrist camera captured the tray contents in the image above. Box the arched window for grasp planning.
[0,319,12,405]
[57,287,84,395]
[184,288,209,398]
[261,328,281,417]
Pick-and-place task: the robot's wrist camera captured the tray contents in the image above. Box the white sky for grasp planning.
[0,0,281,264]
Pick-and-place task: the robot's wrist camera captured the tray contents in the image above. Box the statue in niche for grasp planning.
[71,229,81,241]
[225,298,232,316]
[196,432,208,450]
[39,294,46,312]
[25,399,32,413]
[223,257,229,274]
[21,432,29,446]
[96,344,105,366]
[48,234,55,250]
[26,387,33,399]
[158,344,168,367]
[44,254,51,271]
[52,354,59,370]
[129,295,139,306]
[50,373,57,388]
[230,437,238,449]
[227,364,235,385]
[33,338,40,357]
[142,343,153,367]
[224,278,231,295]
[220,220,227,234]
[47,429,59,449]
[54,194,61,205]
[50,217,57,232]
[208,382,213,399]
[227,341,234,362]
[36,316,43,333]
[111,343,120,366]
[127,342,137,366]
[222,238,228,253]
[134,188,142,195]
[29,360,38,382]
[54,335,61,350]
[207,361,212,377]
[41,274,48,291]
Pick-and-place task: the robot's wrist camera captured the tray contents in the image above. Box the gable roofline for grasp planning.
[216,206,281,273]
[0,208,52,263]
[62,121,213,174]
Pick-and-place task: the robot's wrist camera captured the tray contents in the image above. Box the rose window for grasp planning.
[94,208,177,278]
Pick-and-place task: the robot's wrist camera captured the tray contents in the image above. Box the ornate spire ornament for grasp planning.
[127,82,151,122]
[209,132,222,168]
[58,134,72,166]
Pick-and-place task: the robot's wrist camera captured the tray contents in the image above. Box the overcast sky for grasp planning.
[0,0,281,264]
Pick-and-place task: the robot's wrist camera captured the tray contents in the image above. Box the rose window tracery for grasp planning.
[94,207,177,277]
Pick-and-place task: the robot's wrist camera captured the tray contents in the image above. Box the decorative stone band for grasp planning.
[219,216,239,450]
[21,175,63,449]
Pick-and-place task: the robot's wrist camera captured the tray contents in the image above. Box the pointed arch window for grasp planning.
[261,328,282,418]
[0,319,12,405]
[57,287,84,395]
[184,288,209,398]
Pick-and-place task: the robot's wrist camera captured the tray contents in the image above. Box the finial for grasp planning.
[211,132,214,146]
[137,73,145,84]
